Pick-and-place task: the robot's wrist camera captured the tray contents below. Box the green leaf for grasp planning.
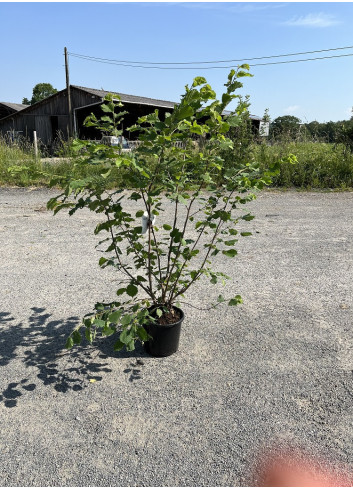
[99,257,108,267]
[177,105,194,120]
[240,232,252,236]
[120,328,134,345]
[116,288,126,296]
[224,239,237,246]
[237,70,252,78]
[242,214,255,221]
[109,311,121,323]
[85,328,93,343]
[136,210,144,218]
[222,93,233,105]
[163,224,172,231]
[217,295,225,303]
[93,318,105,328]
[226,115,241,127]
[84,318,93,328]
[136,275,147,282]
[126,284,138,297]
[170,228,183,243]
[222,249,238,257]
[156,308,163,318]
[121,314,132,326]
[100,103,113,113]
[102,324,115,336]
[126,339,135,352]
[190,121,203,135]
[220,122,230,133]
[101,169,111,179]
[113,339,125,351]
[65,336,74,349]
[72,330,82,345]
[130,192,142,201]
[228,295,243,306]
[137,326,149,342]
[192,76,207,87]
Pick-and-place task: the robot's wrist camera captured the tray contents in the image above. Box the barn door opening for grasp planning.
[50,116,59,141]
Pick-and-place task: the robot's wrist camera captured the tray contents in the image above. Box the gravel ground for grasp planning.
[0,187,353,486]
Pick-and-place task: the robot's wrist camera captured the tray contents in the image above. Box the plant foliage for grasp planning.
[33,68,296,352]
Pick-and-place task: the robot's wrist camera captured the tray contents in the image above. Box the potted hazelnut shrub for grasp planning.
[47,66,291,357]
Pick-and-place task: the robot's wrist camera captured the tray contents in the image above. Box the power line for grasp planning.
[253,52,353,67]
[68,44,353,66]
[69,51,353,70]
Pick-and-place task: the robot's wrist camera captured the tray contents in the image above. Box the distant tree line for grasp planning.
[268,113,353,150]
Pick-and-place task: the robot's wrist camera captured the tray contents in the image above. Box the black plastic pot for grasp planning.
[144,306,184,357]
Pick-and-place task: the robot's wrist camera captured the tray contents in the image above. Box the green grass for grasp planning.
[1,137,353,190]
[0,137,130,188]
[254,141,353,189]
[0,137,39,186]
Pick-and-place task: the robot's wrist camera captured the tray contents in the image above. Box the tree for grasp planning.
[22,83,58,105]
[270,115,302,139]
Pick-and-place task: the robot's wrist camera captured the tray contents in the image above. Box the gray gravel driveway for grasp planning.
[0,187,352,486]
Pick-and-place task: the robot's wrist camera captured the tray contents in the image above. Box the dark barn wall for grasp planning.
[0,115,31,138]
[0,113,70,144]
[75,101,173,140]
[0,105,16,120]
[71,88,101,110]
[251,119,261,132]
[0,88,103,145]
[72,101,261,142]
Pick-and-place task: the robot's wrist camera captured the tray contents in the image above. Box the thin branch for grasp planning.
[101,206,153,299]
[166,162,217,302]
[105,191,153,285]
[162,189,179,301]
[172,187,237,301]
[178,300,227,312]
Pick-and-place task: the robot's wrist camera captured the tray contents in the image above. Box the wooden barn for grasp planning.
[0,86,262,147]
[0,102,28,120]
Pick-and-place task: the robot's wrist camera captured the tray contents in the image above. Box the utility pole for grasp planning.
[64,47,73,137]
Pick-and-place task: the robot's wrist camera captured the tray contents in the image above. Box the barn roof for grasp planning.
[73,86,177,109]
[74,87,262,120]
[0,86,262,121]
[0,102,29,111]
[222,109,261,120]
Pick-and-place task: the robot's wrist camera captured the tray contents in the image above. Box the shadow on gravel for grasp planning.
[96,334,147,382]
[0,307,148,408]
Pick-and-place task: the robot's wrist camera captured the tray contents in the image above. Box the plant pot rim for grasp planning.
[147,304,184,328]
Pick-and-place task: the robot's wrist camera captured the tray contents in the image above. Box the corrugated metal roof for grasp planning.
[0,86,262,122]
[249,114,262,121]
[0,102,29,111]
[74,87,262,120]
[73,86,177,109]
[222,109,261,120]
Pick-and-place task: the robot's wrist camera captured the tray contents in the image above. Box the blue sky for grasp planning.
[1,2,353,123]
